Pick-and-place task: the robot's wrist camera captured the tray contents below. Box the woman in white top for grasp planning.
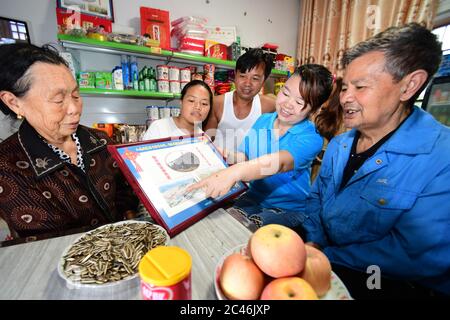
[143,80,213,140]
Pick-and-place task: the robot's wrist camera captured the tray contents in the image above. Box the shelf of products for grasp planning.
[58,34,172,60]
[58,34,289,76]
[79,88,181,99]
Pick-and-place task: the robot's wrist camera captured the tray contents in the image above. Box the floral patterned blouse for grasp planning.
[0,121,139,244]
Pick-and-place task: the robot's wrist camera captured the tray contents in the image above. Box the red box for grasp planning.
[205,41,228,60]
[140,7,170,50]
[56,8,112,33]
[179,37,205,54]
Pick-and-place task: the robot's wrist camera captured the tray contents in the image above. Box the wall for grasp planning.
[0,0,300,126]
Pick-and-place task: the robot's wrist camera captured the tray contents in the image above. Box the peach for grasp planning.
[219,253,265,300]
[260,277,318,300]
[299,245,332,297]
[249,224,306,278]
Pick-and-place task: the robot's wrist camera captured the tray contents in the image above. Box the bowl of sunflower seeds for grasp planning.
[57,220,169,289]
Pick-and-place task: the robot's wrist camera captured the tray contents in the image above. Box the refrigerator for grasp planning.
[421,54,450,127]
[422,75,450,127]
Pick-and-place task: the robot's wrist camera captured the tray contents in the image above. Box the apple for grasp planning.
[260,277,318,300]
[299,245,332,297]
[219,253,265,300]
[249,224,306,278]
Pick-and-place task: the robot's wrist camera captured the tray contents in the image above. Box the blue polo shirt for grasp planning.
[238,112,323,212]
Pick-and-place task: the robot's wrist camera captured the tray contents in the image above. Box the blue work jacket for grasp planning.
[305,107,450,295]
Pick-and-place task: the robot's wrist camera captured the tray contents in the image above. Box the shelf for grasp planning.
[58,34,288,76]
[171,52,236,68]
[58,34,172,61]
[79,88,181,99]
[270,69,290,76]
[428,101,450,106]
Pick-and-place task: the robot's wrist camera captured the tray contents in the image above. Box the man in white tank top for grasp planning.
[204,48,275,156]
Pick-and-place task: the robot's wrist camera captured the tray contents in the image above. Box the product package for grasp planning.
[140,7,171,50]
[95,72,113,89]
[56,8,112,34]
[205,26,237,46]
[204,40,228,60]
[78,72,95,88]
[112,67,124,90]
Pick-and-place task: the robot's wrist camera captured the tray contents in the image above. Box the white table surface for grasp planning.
[0,208,253,300]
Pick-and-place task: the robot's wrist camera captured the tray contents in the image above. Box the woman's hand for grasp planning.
[187,168,239,198]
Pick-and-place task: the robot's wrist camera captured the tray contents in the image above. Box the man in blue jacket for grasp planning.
[304,23,450,298]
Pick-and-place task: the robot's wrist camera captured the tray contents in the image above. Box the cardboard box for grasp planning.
[95,72,112,89]
[140,7,170,50]
[227,42,241,61]
[205,26,236,46]
[78,72,95,88]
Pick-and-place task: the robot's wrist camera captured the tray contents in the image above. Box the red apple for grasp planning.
[219,253,265,300]
[299,245,332,297]
[260,277,318,300]
[249,224,306,278]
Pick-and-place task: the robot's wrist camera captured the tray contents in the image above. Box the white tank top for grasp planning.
[214,91,262,152]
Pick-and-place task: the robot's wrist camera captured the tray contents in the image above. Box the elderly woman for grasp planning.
[0,43,139,243]
[304,23,450,297]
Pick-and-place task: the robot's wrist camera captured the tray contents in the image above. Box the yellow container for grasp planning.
[274,81,285,95]
[138,246,192,300]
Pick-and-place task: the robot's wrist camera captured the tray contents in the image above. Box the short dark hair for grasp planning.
[236,48,273,80]
[343,23,442,106]
[180,79,214,128]
[0,43,68,116]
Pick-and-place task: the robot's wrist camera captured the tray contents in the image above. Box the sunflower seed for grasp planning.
[62,222,167,285]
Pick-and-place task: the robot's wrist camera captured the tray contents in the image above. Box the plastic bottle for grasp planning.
[139,246,192,300]
[130,56,139,91]
[112,66,124,90]
[121,55,130,90]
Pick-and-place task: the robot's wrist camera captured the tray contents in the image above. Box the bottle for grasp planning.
[139,71,145,91]
[130,56,139,91]
[139,246,192,300]
[112,66,124,90]
[121,55,130,90]
[149,67,157,92]
[144,67,151,91]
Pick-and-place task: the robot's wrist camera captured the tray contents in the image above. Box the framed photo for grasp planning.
[57,0,114,21]
[108,135,247,237]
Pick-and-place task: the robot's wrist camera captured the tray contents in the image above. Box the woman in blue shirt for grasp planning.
[188,64,342,228]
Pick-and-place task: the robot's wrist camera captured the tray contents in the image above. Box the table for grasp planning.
[0,208,252,300]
